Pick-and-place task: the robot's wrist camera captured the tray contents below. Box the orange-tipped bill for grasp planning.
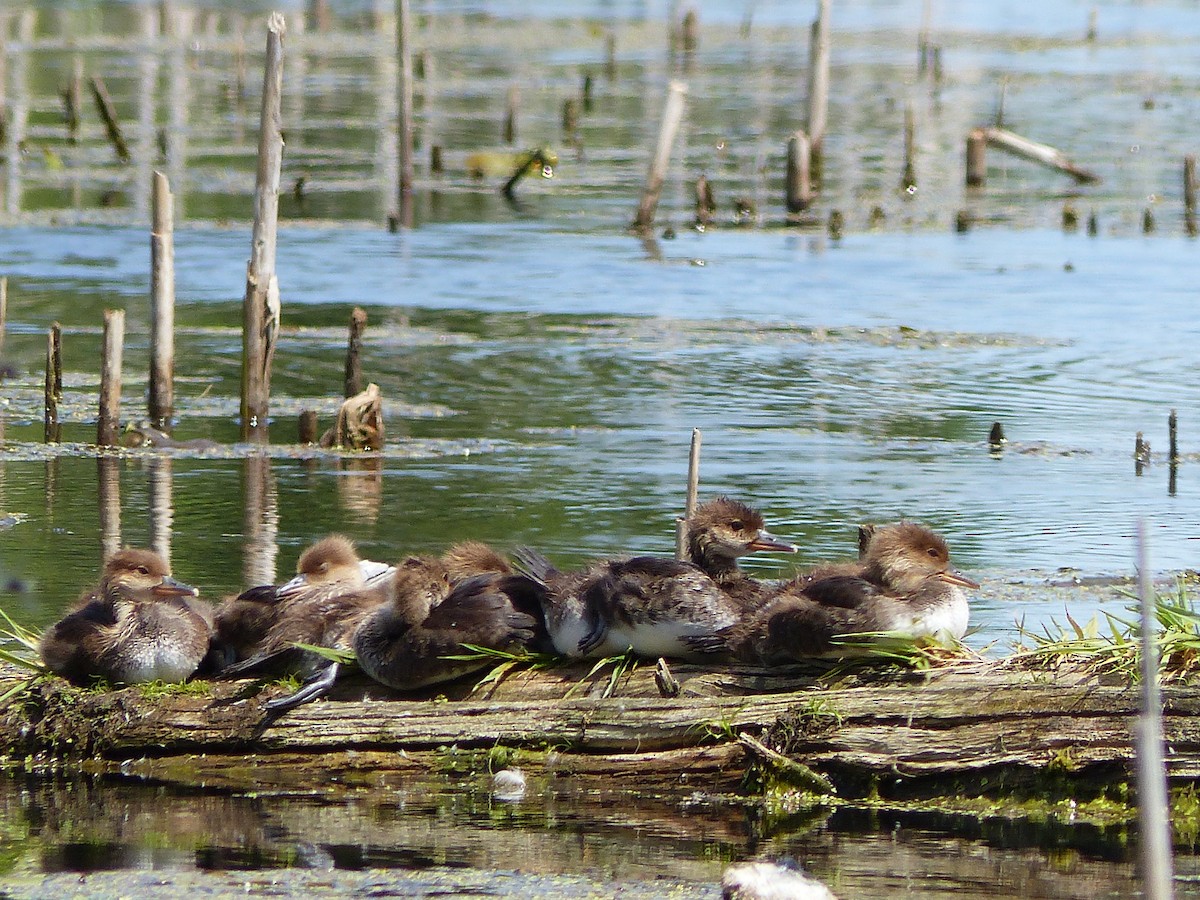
[937,568,980,590]
[152,575,199,598]
[748,532,799,554]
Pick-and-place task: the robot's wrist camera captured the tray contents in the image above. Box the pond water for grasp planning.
[3,0,1200,896]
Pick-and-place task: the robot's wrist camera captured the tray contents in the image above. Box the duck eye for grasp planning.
[730,521,743,531]
[926,548,940,558]
[137,565,150,575]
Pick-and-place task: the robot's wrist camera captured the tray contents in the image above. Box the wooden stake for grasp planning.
[43,324,61,443]
[89,75,131,163]
[504,86,518,145]
[1135,521,1176,900]
[1169,409,1178,464]
[694,174,715,229]
[241,13,285,444]
[631,80,687,233]
[395,0,415,228]
[902,104,916,190]
[581,73,594,113]
[605,32,617,81]
[681,8,698,54]
[298,409,319,444]
[786,129,813,214]
[1135,431,1149,477]
[806,0,831,157]
[965,128,987,186]
[308,0,331,32]
[98,309,125,447]
[344,306,367,399]
[561,97,579,142]
[149,171,175,429]
[1184,156,1196,236]
[0,277,6,359]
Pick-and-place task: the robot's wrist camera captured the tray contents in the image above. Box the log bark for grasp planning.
[5,659,1200,806]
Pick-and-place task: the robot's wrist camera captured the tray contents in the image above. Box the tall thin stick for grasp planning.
[89,75,131,163]
[1135,521,1176,900]
[632,80,687,233]
[394,0,414,228]
[98,309,125,447]
[241,14,285,443]
[0,277,7,358]
[149,171,175,429]
[902,104,916,189]
[43,324,61,444]
[806,0,831,157]
[676,427,702,560]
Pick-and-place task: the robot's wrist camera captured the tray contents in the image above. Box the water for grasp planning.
[3,0,1200,895]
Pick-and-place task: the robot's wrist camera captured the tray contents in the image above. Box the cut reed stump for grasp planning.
[5,659,1200,810]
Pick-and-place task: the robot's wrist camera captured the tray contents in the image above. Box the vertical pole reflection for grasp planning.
[97,456,122,562]
[147,455,173,568]
[338,456,383,525]
[242,453,278,588]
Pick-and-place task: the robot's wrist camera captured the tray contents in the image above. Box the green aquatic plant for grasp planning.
[1010,580,1200,683]
[444,644,564,692]
[571,647,640,699]
[826,630,980,672]
[288,642,357,666]
[0,606,50,708]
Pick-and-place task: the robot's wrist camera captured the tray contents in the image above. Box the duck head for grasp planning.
[101,548,198,605]
[862,522,979,595]
[687,497,798,572]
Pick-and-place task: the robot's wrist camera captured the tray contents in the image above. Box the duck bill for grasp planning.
[747,532,799,554]
[937,569,980,590]
[152,575,199,598]
[277,573,310,599]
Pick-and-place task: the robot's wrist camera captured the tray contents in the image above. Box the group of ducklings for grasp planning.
[36,498,978,706]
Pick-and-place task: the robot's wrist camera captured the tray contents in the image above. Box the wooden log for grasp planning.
[806,0,831,157]
[981,126,1100,183]
[149,171,175,430]
[88,75,131,163]
[43,323,61,443]
[631,80,687,233]
[343,306,367,399]
[8,661,1200,808]
[240,13,285,444]
[97,308,125,447]
[394,0,414,229]
[786,129,813,214]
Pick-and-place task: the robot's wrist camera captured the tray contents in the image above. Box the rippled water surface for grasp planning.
[3,0,1200,896]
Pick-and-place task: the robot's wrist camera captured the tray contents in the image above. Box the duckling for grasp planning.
[212,534,393,667]
[685,497,797,611]
[516,547,738,660]
[353,562,542,691]
[213,535,391,708]
[38,549,211,686]
[729,522,978,664]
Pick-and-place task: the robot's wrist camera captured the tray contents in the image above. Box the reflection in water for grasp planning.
[242,453,278,588]
[148,456,173,567]
[97,457,121,560]
[337,456,383,525]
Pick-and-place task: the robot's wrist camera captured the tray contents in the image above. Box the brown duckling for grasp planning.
[729,522,978,665]
[517,547,738,661]
[38,549,211,686]
[353,558,542,691]
[685,497,798,611]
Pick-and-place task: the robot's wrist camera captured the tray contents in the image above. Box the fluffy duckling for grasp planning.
[38,549,211,686]
[729,522,978,664]
[685,497,798,611]
[353,559,542,691]
[517,547,738,661]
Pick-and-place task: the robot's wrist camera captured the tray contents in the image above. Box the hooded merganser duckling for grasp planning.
[516,547,738,660]
[353,559,542,691]
[685,497,798,611]
[38,549,211,686]
[214,535,392,708]
[729,522,978,664]
[212,534,393,667]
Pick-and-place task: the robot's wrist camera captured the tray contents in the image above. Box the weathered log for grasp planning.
[5,658,1200,809]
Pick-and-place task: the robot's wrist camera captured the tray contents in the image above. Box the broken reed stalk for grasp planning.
[240,13,286,444]
[344,306,367,399]
[785,130,813,214]
[1135,521,1175,900]
[149,171,175,430]
[394,0,415,229]
[89,75,131,163]
[980,127,1100,183]
[1169,409,1178,465]
[631,80,687,233]
[98,309,125,447]
[65,56,82,144]
[676,427,702,560]
[43,323,62,443]
[504,85,518,145]
[1184,156,1196,236]
[806,0,831,158]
